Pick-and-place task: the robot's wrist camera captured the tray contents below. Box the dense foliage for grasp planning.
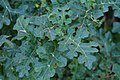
[0,0,120,80]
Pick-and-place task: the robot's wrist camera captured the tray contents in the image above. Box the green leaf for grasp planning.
[0,35,9,46]
[92,10,103,19]
[96,29,114,57]
[13,16,29,31]
[51,0,58,4]
[30,57,45,73]
[0,13,10,29]
[112,22,120,33]
[46,29,56,41]
[80,0,87,3]
[55,54,67,67]
[75,27,89,39]
[36,45,47,59]
[13,16,29,40]
[112,0,120,18]
[0,35,14,47]
[0,15,10,29]
[29,15,48,26]
[1,0,120,80]
[49,5,72,26]
[58,41,68,52]
[28,15,56,40]
[36,65,55,80]
[58,27,98,69]
[66,45,78,59]
[69,59,87,80]
[0,0,28,14]
[114,10,120,18]
[36,46,46,54]
[13,53,27,64]
[35,42,67,79]
[112,64,120,79]
[16,62,30,77]
[78,54,96,69]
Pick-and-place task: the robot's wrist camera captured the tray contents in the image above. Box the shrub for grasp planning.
[0,0,120,80]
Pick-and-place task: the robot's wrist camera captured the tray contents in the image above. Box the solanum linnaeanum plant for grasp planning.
[0,0,120,80]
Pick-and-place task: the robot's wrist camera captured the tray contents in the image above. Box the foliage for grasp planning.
[0,0,120,80]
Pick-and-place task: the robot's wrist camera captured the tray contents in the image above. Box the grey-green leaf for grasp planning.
[78,54,96,69]
[112,64,120,79]
[92,10,103,19]
[112,22,120,33]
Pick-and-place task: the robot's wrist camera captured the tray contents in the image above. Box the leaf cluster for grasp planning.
[0,0,120,80]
